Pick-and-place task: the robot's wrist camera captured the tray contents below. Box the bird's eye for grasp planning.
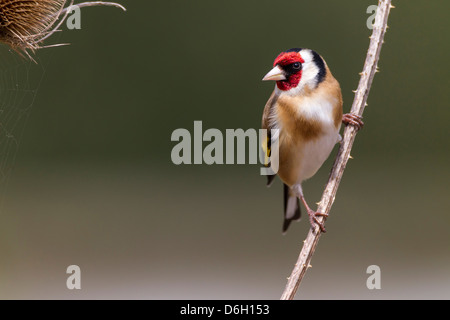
[292,62,301,69]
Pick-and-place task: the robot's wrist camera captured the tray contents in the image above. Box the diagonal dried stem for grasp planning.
[280,0,393,300]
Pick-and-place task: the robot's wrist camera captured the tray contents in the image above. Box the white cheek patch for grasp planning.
[300,49,313,62]
[299,50,319,90]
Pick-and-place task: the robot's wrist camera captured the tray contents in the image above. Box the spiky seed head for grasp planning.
[0,0,66,53]
[0,1,126,57]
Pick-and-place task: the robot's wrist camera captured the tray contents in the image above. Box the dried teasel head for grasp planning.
[0,0,125,57]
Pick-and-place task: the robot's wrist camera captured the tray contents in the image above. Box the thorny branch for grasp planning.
[280,0,394,300]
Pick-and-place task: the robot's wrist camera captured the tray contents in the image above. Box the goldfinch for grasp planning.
[262,48,363,233]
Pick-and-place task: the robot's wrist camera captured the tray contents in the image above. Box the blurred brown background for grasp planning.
[0,0,448,299]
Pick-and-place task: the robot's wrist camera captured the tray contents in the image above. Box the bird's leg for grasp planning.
[300,196,328,233]
[292,184,328,233]
[342,113,364,131]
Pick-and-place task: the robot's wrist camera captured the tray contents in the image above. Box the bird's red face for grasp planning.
[273,52,305,91]
[263,50,305,91]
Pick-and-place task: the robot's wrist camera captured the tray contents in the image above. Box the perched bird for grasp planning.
[261,48,363,233]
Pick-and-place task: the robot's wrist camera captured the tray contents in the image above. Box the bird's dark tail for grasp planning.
[282,184,301,233]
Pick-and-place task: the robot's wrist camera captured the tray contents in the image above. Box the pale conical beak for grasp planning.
[262,65,286,81]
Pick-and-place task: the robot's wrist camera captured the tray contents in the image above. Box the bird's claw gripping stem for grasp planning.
[343,113,364,131]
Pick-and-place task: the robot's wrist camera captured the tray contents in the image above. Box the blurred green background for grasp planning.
[0,0,448,299]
